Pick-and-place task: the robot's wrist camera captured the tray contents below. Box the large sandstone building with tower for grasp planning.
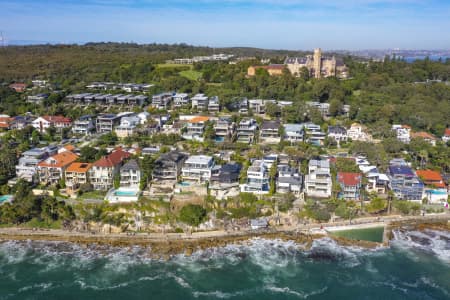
[285,48,348,78]
[247,48,348,79]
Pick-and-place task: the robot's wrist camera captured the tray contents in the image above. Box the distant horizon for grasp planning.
[3,40,450,53]
[1,1,450,50]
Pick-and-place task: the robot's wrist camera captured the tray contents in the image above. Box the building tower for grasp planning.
[330,56,337,77]
[313,48,322,78]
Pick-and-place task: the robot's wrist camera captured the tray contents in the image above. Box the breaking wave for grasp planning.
[391,229,450,263]
[0,230,449,299]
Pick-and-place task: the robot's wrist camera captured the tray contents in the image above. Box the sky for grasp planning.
[1,0,450,50]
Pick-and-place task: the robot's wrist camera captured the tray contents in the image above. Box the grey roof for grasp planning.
[278,176,302,185]
[156,151,188,164]
[309,159,330,169]
[328,126,347,134]
[261,121,280,130]
[121,159,140,172]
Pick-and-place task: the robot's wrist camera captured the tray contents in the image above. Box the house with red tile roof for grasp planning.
[89,149,130,190]
[416,170,448,203]
[337,172,362,200]
[9,83,27,92]
[65,162,93,193]
[442,128,450,143]
[416,170,446,188]
[411,131,437,146]
[247,65,285,76]
[0,117,15,130]
[32,116,72,133]
[37,151,79,185]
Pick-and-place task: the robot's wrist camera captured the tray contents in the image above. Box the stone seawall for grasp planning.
[0,215,448,258]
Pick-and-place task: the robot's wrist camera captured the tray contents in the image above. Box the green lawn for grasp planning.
[179,70,203,81]
[77,190,107,200]
[156,63,193,69]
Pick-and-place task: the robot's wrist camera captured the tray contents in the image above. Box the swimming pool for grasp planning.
[106,188,141,203]
[114,190,138,196]
[429,190,447,195]
[215,137,225,142]
[0,195,13,204]
[179,182,191,187]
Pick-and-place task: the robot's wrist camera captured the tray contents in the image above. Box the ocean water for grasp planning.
[0,230,449,300]
[329,226,385,243]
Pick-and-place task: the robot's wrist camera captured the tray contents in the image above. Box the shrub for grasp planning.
[179,204,207,227]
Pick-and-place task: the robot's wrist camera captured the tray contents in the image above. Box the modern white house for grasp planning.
[392,124,411,144]
[172,93,190,107]
[32,116,72,133]
[182,116,210,142]
[214,118,234,141]
[114,115,140,138]
[304,159,332,198]
[240,160,270,194]
[181,155,216,182]
[276,164,303,194]
[259,121,281,144]
[72,115,95,135]
[208,96,220,113]
[347,123,372,142]
[283,124,304,143]
[327,126,348,142]
[237,118,258,144]
[151,92,172,109]
[15,148,49,182]
[120,159,141,189]
[303,122,326,146]
[191,94,209,110]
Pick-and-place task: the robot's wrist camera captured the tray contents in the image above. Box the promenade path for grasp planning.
[0,213,448,242]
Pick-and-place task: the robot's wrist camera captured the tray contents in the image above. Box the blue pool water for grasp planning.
[179,182,191,187]
[429,190,447,195]
[0,195,12,203]
[114,190,137,196]
[215,136,225,142]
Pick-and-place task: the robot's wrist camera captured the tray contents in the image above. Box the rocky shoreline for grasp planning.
[0,216,448,259]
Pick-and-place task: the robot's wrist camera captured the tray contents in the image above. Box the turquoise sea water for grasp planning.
[0,229,449,300]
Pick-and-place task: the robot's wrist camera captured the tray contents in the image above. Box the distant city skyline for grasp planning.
[1,0,450,50]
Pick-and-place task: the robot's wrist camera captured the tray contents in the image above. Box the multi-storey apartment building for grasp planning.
[37,151,79,185]
[172,93,190,108]
[120,159,141,189]
[283,124,304,143]
[191,94,209,110]
[240,160,270,194]
[387,162,424,200]
[152,151,188,181]
[151,92,172,110]
[89,149,130,190]
[65,162,93,193]
[237,118,258,144]
[15,148,49,182]
[304,159,332,198]
[72,115,95,135]
[260,121,281,144]
[181,155,216,182]
[96,113,122,133]
[337,172,362,200]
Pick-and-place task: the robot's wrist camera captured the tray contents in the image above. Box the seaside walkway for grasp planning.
[0,213,448,242]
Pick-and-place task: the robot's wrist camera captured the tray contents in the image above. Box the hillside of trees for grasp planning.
[1,43,449,138]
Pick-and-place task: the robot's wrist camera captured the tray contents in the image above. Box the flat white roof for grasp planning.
[185,155,213,164]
